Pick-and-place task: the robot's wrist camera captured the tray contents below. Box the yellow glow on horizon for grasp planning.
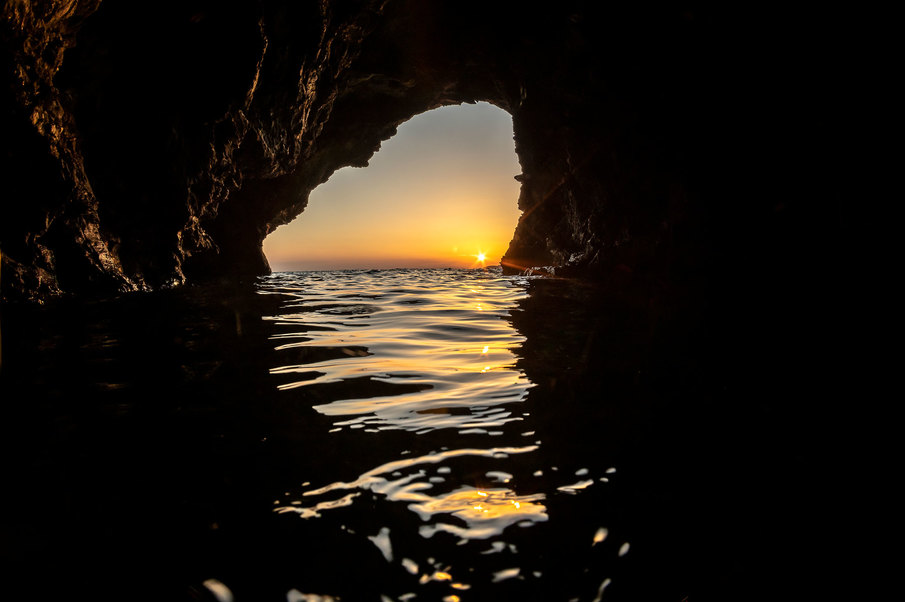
[263,103,521,271]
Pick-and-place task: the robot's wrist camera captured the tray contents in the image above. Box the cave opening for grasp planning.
[262,102,521,272]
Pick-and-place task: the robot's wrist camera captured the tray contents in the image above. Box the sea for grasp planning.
[0,267,808,601]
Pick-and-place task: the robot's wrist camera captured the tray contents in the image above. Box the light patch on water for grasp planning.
[298,446,536,498]
[485,470,513,483]
[276,492,359,518]
[415,487,547,540]
[492,567,521,582]
[593,527,608,545]
[419,570,455,585]
[401,558,419,575]
[277,446,544,540]
[202,579,233,602]
[619,542,631,557]
[557,479,595,494]
[592,578,613,602]
[368,526,393,562]
[481,541,507,555]
[287,590,339,602]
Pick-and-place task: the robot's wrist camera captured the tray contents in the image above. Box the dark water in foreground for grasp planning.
[0,268,822,600]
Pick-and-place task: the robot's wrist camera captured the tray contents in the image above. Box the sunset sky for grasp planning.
[263,102,522,271]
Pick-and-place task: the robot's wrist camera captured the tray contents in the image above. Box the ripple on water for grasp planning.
[260,269,617,598]
[264,269,532,434]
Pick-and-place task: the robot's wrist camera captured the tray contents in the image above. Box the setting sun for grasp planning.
[476,252,487,262]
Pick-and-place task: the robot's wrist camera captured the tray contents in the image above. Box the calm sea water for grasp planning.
[0,267,805,600]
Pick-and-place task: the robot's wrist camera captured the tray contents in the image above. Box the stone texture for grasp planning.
[1,1,795,301]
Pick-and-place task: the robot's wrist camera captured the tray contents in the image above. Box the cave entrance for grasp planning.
[262,102,521,271]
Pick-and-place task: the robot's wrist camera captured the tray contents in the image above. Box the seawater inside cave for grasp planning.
[0,260,810,601]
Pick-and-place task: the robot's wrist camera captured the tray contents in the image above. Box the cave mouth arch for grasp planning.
[262,103,522,272]
[0,0,705,302]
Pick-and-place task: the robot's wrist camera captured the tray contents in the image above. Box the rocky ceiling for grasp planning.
[2,1,828,302]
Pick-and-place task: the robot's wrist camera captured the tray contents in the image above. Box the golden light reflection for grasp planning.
[418,567,470,597]
[414,487,547,540]
[270,270,530,433]
[593,527,608,546]
[290,297,528,428]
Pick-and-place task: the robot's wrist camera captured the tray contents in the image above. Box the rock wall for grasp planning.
[2,1,772,301]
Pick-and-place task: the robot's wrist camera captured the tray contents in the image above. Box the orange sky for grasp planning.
[263,102,522,271]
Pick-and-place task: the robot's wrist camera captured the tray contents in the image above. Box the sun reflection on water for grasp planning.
[264,269,533,434]
[260,270,618,598]
[275,443,551,597]
[275,445,542,522]
[413,487,547,540]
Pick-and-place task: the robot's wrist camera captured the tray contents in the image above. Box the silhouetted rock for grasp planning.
[1,1,828,302]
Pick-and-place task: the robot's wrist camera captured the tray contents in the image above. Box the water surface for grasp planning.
[258,269,621,599]
[0,267,792,600]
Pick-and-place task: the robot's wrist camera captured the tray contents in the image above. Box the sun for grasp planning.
[463,248,490,268]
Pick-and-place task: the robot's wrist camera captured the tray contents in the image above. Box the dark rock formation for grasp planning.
[1,1,835,302]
